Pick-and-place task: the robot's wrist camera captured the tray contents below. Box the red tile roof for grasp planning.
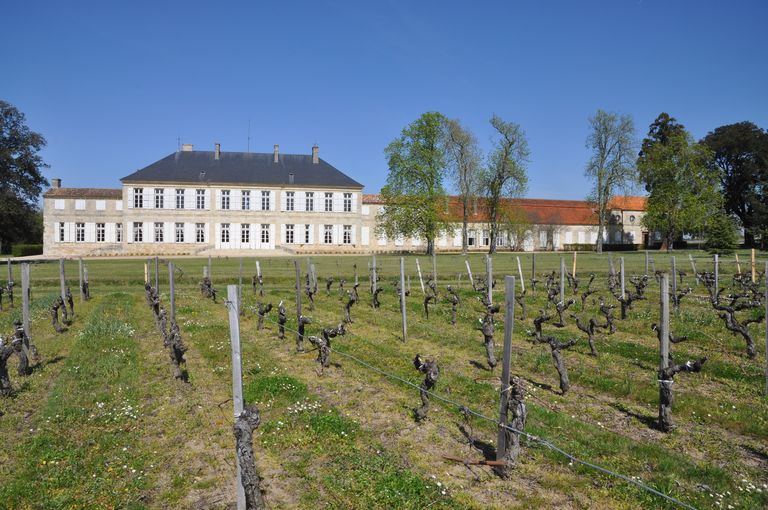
[43,188,123,199]
[362,195,646,226]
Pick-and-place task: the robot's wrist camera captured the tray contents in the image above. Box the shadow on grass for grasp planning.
[609,402,660,430]
[31,355,65,374]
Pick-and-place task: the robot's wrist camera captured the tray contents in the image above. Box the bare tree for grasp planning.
[444,118,482,254]
[584,109,637,253]
[483,115,529,254]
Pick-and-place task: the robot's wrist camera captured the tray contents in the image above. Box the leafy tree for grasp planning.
[584,110,637,253]
[499,203,531,251]
[701,121,768,248]
[0,101,48,253]
[703,211,738,254]
[637,114,719,251]
[482,115,529,254]
[444,118,482,254]
[376,112,453,255]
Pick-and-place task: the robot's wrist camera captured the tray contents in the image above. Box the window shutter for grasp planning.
[280,224,286,244]
[68,222,75,242]
[232,189,241,211]
[106,223,115,242]
[361,226,369,246]
[127,188,133,209]
[295,192,305,212]
[86,223,95,243]
[269,224,275,248]
[351,226,357,244]
[308,224,314,244]
[351,193,358,213]
[279,191,286,212]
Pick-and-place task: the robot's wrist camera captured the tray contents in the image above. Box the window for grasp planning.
[133,222,143,242]
[196,189,206,209]
[343,193,352,212]
[241,223,250,244]
[175,222,184,243]
[54,199,65,210]
[241,190,250,210]
[176,189,185,209]
[261,191,270,210]
[75,199,85,210]
[305,192,314,212]
[324,192,333,212]
[343,225,352,244]
[133,188,143,208]
[95,200,105,210]
[196,223,206,243]
[261,224,270,244]
[154,188,164,209]
[286,224,294,244]
[286,191,294,211]
[75,223,85,242]
[221,190,230,210]
[154,222,164,242]
[324,224,333,244]
[221,223,230,243]
[58,222,65,242]
[304,224,311,244]
[96,223,105,242]
[116,223,122,243]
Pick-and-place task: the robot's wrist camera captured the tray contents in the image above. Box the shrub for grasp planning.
[11,244,43,257]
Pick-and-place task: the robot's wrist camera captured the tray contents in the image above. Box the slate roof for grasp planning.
[362,195,647,226]
[121,151,363,188]
[43,188,122,199]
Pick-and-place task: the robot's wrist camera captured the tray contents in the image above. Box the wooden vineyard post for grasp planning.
[400,257,407,342]
[226,285,246,510]
[714,254,719,294]
[620,257,625,300]
[465,259,474,288]
[144,262,149,284]
[21,263,31,354]
[169,262,176,323]
[294,260,302,344]
[432,252,437,287]
[83,266,88,299]
[486,255,493,305]
[608,254,615,276]
[516,256,525,293]
[415,259,425,294]
[671,256,677,299]
[154,256,159,293]
[59,258,67,304]
[751,248,756,283]
[559,256,565,303]
[6,258,11,285]
[658,274,670,427]
[531,252,536,282]
[79,258,84,301]
[371,255,377,294]
[572,251,577,279]
[310,263,317,290]
[645,250,648,276]
[689,254,698,286]
[203,265,209,279]
[735,253,742,275]
[496,275,516,462]
[238,258,243,316]
[208,255,212,281]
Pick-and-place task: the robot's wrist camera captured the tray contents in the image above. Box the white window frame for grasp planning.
[175,222,184,243]
[96,223,105,242]
[286,191,295,211]
[154,188,164,209]
[324,224,333,244]
[195,223,206,243]
[133,188,144,208]
[154,222,164,242]
[261,224,270,244]
[286,224,294,244]
[241,190,250,211]
[176,189,185,209]
[304,224,311,244]
[324,192,333,212]
[241,223,250,244]
[221,223,230,243]
[116,223,123,243]
[196,189,206,209]
[221,190,230,210]
[54,199,65,210]
[343,193,352,213]
[133,222,143,243]
[305,192,314,212]
[75,222,85,242]
[58,222,65,242]
[343,225,352,244]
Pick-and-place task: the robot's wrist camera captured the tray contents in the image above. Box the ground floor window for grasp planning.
[175,223,184,243]
[261,224,270,244]
[286,224,294,244]
[76,222,85,242]
[221,223,230,243]
[324,224,333,244]
[58,222,65,242]
[116,223,122,242]
[241,224,250,244]
[196,223,205,243]
[96,223,105,242]
[154,222,164,243]
[343,225,352,244]
[133,222,143,243]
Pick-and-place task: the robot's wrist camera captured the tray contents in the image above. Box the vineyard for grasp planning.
[0,252,766,510]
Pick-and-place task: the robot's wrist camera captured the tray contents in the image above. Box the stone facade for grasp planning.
[42,147,647,257]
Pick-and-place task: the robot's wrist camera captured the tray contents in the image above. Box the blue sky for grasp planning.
[3,0,767,199]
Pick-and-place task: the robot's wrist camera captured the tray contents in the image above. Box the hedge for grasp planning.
[11,244,43,257]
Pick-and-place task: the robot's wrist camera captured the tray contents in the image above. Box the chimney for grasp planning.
[312,144,319,164]
[52,178,61,189]
[288,173,294,184]
[182,143,193,152]
[273,144,279,163]
[214,143,221,160]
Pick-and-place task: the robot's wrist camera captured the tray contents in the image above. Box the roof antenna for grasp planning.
[176,136,181,151]
[247,119,251,153]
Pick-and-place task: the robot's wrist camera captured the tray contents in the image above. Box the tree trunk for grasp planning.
[233,405,266,510]
[462,199,469,255]
[744,230,755,248]
[551,349,570,394]
[658,380,674,432]
[484,335,497,369]
[426,238,435,256]
[596,222,603,254]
